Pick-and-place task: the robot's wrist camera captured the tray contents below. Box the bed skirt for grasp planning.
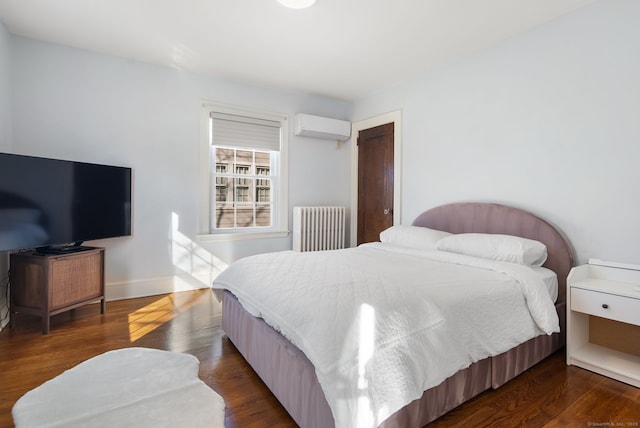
[222,290,564,427]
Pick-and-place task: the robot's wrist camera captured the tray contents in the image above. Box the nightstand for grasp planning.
[566,260,640,388]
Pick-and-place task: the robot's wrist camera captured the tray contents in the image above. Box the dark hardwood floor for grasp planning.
[1,289,638,427]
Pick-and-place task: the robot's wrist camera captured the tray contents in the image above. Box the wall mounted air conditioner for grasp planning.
[294,114,351,142]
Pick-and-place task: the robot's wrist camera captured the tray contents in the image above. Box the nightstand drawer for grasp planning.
[571,287,640,326]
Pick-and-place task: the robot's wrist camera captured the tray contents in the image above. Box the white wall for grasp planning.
[10,36,351,298]
[353,0,640,266]
[0,22,11,330]
[0,21,10,151]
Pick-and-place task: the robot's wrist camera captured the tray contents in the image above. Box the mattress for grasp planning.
[222,291,565,428]
[213,243,559,427]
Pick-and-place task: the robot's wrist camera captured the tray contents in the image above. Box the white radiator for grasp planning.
[293,206,346,252]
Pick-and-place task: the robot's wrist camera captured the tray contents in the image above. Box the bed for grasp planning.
[214,202,575,427]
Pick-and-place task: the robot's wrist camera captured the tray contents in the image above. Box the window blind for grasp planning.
[211,112,281,151]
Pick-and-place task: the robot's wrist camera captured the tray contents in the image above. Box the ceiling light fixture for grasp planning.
[277,0,316,9]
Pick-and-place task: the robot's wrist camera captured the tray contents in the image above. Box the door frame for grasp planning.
[350,110,402,247]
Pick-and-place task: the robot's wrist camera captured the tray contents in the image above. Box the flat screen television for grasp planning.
[0,153,132,253]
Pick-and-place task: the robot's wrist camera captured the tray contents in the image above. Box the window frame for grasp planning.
[198,102,289,242]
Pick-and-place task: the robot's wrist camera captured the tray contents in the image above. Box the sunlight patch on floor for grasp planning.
[128,292,202,342]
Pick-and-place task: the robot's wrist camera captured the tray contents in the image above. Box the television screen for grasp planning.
[0,153,132,252]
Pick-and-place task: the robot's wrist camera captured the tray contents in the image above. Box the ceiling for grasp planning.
[0,0,597,101]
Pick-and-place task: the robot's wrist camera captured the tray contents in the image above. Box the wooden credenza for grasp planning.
[10,247,105,334]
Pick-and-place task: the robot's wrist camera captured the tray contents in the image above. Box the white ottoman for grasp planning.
[12,347,225,428]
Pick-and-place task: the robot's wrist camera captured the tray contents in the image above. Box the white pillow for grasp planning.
[435,233,548,266]
[379,225,452,251]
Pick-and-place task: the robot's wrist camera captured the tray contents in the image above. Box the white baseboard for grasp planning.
[106,274,211,301]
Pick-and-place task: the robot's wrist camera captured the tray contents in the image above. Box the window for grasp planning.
[256,165,270,204]
[215,163,227,184]
[215,163,227,202]
[199,103,288,239]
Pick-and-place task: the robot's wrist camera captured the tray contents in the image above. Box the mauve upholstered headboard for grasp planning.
[412,202,575,303]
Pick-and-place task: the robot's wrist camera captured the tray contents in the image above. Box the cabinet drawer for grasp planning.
[571,287,640,326]
[50,253,103,309]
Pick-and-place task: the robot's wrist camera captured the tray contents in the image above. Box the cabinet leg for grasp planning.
[42,317,50,335]
[100,299,106,314]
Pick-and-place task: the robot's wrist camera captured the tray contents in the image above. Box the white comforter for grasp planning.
[212,243,559,428]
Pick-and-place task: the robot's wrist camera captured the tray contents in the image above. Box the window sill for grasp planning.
[197,230,290,243]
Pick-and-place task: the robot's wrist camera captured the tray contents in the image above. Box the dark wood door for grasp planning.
[357,122,394,245]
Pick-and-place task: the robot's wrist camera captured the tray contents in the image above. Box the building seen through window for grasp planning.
[214,147,271,229]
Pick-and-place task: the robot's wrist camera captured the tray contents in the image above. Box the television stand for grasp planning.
[9,247,105,334]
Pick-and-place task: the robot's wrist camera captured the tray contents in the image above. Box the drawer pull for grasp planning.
[602,304,609,309]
